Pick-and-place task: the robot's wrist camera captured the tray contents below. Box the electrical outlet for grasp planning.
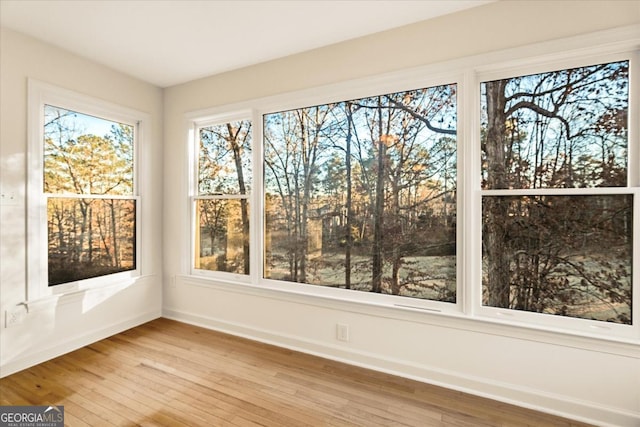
[336,323,350,342]
[5,305,27,328]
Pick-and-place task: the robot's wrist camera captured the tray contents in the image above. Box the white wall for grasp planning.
[163,2,640,426]
[0,28,163,376]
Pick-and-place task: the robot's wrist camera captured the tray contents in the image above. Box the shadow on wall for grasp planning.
[0,275,153,377]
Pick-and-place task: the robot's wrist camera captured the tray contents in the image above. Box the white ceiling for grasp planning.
[0,0,492,88]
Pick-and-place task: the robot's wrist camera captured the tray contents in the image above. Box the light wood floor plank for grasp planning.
[0,318,594,427]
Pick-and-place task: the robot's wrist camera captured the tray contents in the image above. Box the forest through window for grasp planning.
[480,60,632,324]
[195,120,252,275]
[263,85,457,301]
[44,105,136,285]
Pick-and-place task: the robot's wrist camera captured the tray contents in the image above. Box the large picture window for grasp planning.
[480,60,633,324]
[263,85,457,302]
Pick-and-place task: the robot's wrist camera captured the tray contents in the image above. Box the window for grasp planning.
[193,118,252,275]
[187,38,638,340]
[479,59,634,325]
[28,81,143,298]
[263,85,457,302]
[43,105,137,285]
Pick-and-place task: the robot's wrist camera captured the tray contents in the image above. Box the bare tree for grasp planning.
[481,61,631,323]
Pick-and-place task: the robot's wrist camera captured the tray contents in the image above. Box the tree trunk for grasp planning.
[110,200,120,268]
[391,177,402,295]
[88,203,93,263]
[371,97,385,293]
[227,123,251,275]
[484,80,511,308]
[344,103,353,290]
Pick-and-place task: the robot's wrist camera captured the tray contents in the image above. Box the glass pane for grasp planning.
[198,120,252,195]
[48,198,136,285]
[195,199,250,275]
[44,105,134,195]
[482,194,632,324]
[481,61,628,189]
[264,85,457,302]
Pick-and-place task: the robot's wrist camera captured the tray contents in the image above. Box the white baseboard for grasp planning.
[163,307,639,427]
[0,309,161,378]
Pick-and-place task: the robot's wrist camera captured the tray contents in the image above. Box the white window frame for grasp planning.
[189,111,254,284]
[27,80,145,301]
[470,50,640,340]
[184,28,640,343]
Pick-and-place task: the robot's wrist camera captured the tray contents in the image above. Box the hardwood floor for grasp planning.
[0,318,592,426]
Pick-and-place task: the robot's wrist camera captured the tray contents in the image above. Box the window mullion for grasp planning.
[480,187,636,197]
[464,68,481,318]
[251,109,263,284]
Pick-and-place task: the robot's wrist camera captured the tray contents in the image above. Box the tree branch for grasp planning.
[387,99,457,135]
